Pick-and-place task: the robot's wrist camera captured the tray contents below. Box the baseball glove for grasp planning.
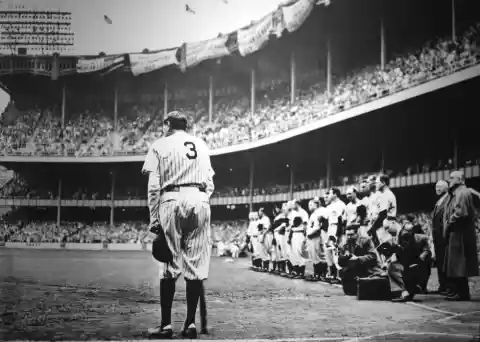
[151,224,173,263]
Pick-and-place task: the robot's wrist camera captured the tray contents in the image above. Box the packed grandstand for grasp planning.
[1,0,480,255]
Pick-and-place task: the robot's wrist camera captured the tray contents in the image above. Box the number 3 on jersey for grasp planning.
[184,142,197,160]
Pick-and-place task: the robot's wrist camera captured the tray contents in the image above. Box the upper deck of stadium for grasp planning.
[1,0,479,162]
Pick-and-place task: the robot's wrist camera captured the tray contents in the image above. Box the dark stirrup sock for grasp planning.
[160,278,176,327]
[185,279,203,328]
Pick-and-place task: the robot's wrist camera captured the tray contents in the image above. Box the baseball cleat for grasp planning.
[147,325,173,339]
[182,323,198,339]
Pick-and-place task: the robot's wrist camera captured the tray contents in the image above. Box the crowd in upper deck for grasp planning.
[1,23,478,157]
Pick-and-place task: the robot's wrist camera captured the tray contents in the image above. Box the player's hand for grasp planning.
[350,255,358,261]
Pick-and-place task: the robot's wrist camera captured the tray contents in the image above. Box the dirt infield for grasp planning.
[0,248,479,341]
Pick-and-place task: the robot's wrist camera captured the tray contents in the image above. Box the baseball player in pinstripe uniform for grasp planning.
[247,212,260,270]
[258,208,275,272]
[273,203,289,274]
[305,197,329,281]
[142,111,215,339]
[288,199,309,279]
[325,188,346,283]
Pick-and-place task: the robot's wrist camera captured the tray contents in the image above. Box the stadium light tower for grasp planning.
[0,1,74,56]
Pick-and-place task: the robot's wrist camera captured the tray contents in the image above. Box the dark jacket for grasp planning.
[395,231,431,266]
[443,184,479,278]
[338,235,382,275]
[432,193,448,266]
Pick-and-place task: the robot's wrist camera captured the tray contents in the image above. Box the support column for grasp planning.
[113,84,118,130]
[163,84,168,121]
[453,126,458,169]
[56,178,62,230]
[61,84,66,129]
[110,171,115,228]
[249,154,255,212]
[289,164,295,200]
[290,51,296,104]
[326,36,332,96]
[381,147,385,172]
[250,68,256,119]
[451,0,456,42]
[208,75,214,124]
[380,16,386,70]
[326,146,331,188]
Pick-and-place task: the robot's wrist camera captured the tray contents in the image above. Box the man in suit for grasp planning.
[387,223,432,302]
[443,170,479,301]
[431,180,449,294]
[337,224,382,295]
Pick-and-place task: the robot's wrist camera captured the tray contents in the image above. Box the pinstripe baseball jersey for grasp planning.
[142,131,215,196]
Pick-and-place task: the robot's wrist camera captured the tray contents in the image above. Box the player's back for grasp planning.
[151,131,212,190]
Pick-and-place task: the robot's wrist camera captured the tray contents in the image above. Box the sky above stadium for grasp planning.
[5,0,287,55]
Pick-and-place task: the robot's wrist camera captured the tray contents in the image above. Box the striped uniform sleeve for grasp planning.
[142,143,161,227]
[200,138,215,198]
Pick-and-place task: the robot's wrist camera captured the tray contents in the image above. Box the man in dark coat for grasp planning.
[385,224,432,302]
[431,180,449,294]
[443,170,479,301]
[338,224,382,295]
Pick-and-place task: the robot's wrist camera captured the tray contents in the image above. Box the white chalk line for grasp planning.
[406,301,457,316]
[342,330,474,341]
[436,310,480,323]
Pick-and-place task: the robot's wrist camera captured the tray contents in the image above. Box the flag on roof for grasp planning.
[104,15,113,24]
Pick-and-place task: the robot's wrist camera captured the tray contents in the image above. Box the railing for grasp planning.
[1,165,478,206]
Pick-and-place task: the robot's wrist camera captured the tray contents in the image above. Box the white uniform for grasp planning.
[258,215,274,262]
[306,207,327,264]
[142,130,214,281]
[357,196,370,238]
[346,201,359,227]
[376,187,398,244]
[289,207,309,267]
[247,218,259,259]
[273,214,288,262]
[325,199,346,268]
[326,199,347,239]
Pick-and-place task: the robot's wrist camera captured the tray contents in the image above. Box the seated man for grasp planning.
[338,224,382,295]
[383,222,432,302]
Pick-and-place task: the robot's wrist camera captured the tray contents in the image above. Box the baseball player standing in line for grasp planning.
[325,188,346,283]
[247,212,260,270]
[260,208,276,272]
[288,199,309,279]
[305,197,328,281]
[370,173,398,246]
[357,179,371,237]
[273,203,289,274]
[366,174,380,242]
[142,111,215,339]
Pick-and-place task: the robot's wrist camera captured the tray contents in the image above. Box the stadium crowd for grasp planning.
[1,23,479,157]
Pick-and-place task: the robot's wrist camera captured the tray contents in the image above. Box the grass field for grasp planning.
[1,248,480,341]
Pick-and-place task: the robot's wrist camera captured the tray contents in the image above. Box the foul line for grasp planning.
[406,301,457,316]
[342,331,473,341]
[436,310,480,323]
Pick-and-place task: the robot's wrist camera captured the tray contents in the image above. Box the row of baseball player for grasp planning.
[245,173,397,283]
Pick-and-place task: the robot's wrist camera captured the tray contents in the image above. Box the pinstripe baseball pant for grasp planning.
[274,232,286,261]
[155,188,212,281]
